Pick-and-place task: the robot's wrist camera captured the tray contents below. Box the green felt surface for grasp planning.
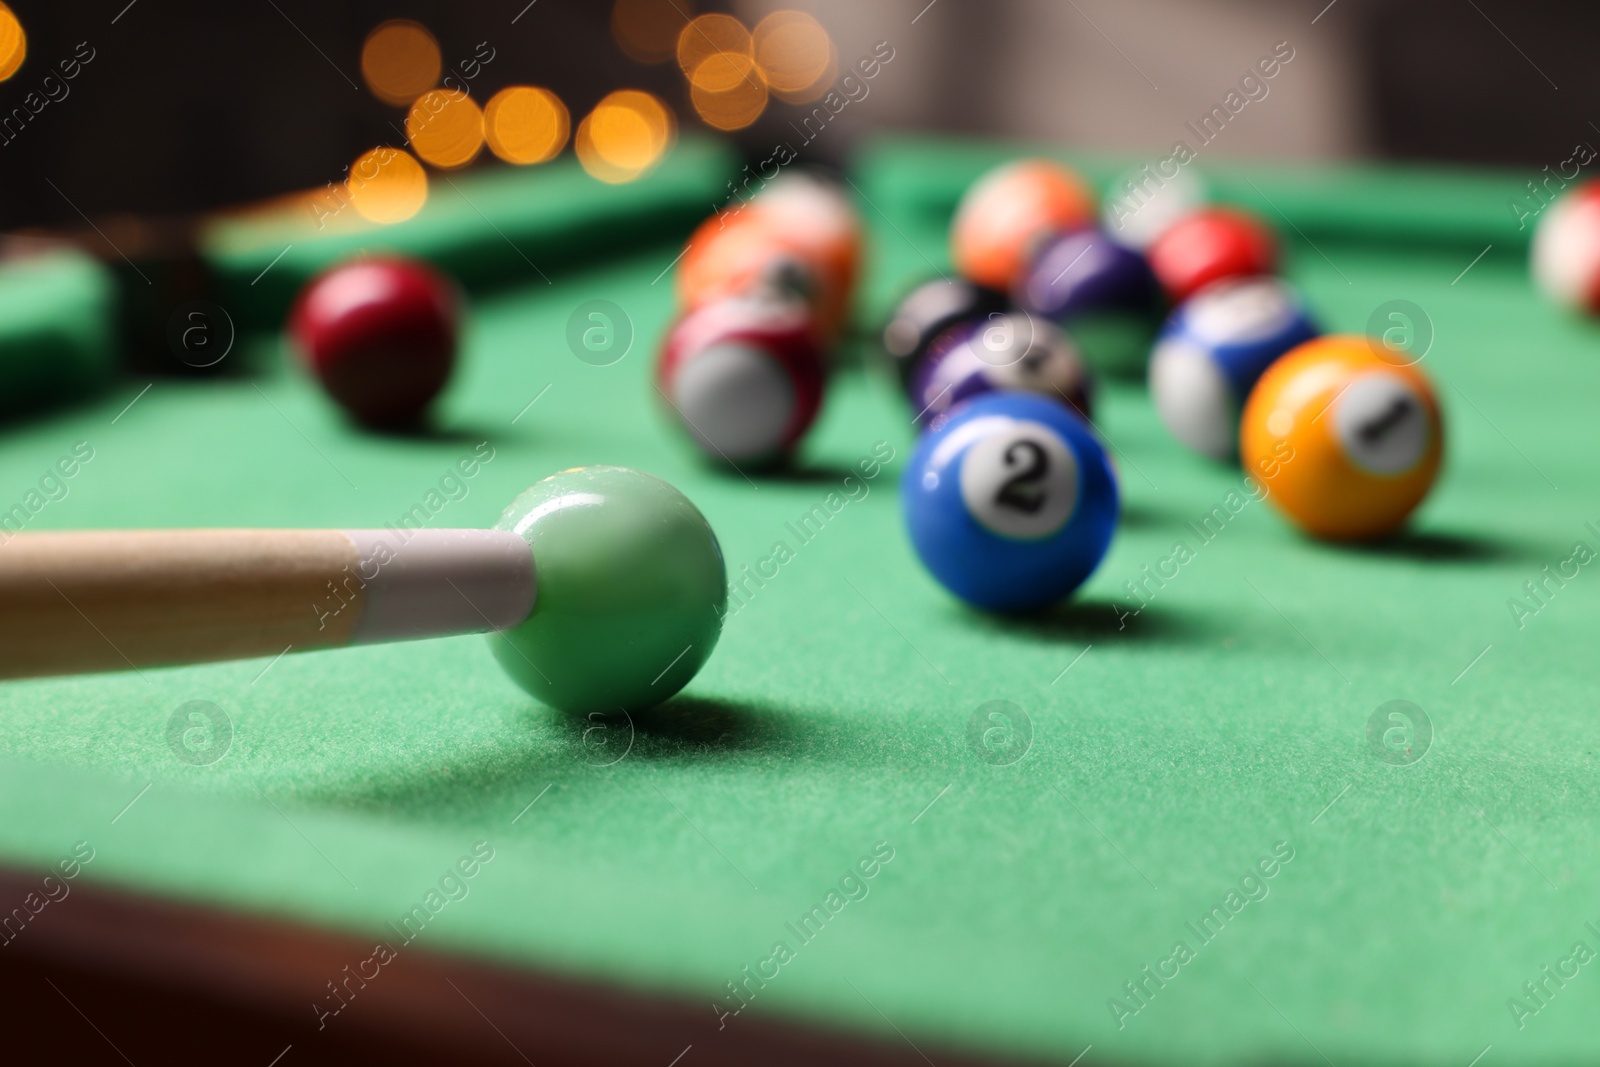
[3,136,1600,1066]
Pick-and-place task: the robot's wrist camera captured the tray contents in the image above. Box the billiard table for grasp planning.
[1,132,1596,1067]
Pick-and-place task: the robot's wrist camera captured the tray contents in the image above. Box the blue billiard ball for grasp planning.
[907,311,1093,429]
[1014,226,1164,377]
[1148,275,1320,460]
[903,392,1119,612]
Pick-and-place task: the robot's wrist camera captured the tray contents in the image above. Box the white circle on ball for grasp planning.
[958,420,1079,540]
[1186,277,1296,345]
[989,324,1086,396]
[673,343,795,460]
[1150,339,1236,460]
[968,311,1038,368]
[1333,372,1430,475]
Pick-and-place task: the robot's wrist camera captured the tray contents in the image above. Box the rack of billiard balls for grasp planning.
[883,157,1446,612]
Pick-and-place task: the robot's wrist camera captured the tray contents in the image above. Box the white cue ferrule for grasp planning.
[338,529,537,643]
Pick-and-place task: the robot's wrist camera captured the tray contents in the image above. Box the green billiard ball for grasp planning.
[490,466,727,715]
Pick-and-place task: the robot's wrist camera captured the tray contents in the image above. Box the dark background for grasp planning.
[0,0,1588,229]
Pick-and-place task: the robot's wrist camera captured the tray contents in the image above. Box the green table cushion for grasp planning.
[203,136,737,330]
[856,131,1537,250]
[0,248,115,414]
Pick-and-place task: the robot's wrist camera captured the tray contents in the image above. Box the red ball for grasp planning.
[1146,207,1278,303]
[290,258,459,427]
[657,295,826,465]
[1531,179,1600,313]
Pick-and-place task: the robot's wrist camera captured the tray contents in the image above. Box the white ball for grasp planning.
[1102,166,1207,249]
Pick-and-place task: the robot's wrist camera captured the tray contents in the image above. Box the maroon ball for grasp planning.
[290,258,459,427]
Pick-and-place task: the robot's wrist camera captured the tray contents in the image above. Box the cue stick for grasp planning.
[0,529,536,680]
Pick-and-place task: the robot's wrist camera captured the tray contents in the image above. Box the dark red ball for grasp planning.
[1146,207,1278,303]
[290,258,459,427]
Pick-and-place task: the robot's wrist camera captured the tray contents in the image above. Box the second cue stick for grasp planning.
[0,529,536,679]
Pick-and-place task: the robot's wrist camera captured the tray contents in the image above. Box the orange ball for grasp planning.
[1240,335,1444,541]
[756,172,862,303]
[677,204,852,338]
[950,159,1096,291]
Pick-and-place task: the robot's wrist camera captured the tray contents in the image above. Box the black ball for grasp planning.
[881,277,1011,389]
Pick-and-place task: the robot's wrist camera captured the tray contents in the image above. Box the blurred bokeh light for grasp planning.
[690,52,768,131]
[576,90,675,184]
[0,3,25,83]
[611,0,693,64]
[752,10,833,104]
[406,89,485,169]
[361,20,441,107]
[346,147,429,224]
[676,13,751,78]
[13,0,1588,232]
[485,86,570,165]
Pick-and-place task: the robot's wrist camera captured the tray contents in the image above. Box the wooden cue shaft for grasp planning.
[0,529,536,681]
